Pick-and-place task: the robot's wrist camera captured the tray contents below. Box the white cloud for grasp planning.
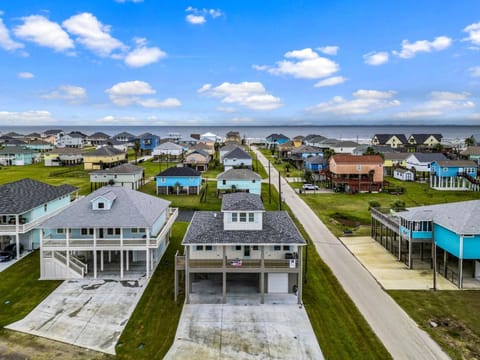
[185,7,223,25]
[307,90,399,115]
[97,115,140,124]
[18,72,34,79]
[105,80,181,108]
[0,18,24,51]
[469,66,480,77]
[199,81,282,111]
[463,22,480,46]
[63,13,126,57]
[0,110,54,124]
[317,46,339,55]
[257,48,339,80]
[124,38,166,67]
[396,91,475,119]
[42,85,87,103]
[186,14,206,25]
[14,15,74,52]
[363,51,389,65]
[393,36,452,59]
[115,0,143,3]
[217,106,236,113]
[314,76,346,88]
[252,64,268,71]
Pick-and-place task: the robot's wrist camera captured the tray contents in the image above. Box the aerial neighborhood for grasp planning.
[0,127,479,359]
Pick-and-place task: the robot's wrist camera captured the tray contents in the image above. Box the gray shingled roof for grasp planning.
[410,152,447,162]
[0,179,77,214]
[217,168,261,181]
[221,193,264,211]
[305,155,326,165]
[383,153,410,161]
[155,142,183,151]
[223,147,251,160]
[0,146,37,154]
[183,211,306,245]
[435,160,477,167]
[90,163,143,175]
[157,166,201,177]
[40,186,170,228]
[84,146,125,156]
[373,134,408,144]
[397,200,480,234]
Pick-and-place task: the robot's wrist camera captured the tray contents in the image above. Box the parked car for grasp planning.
[4,243,24,256]
[0,251,13,262]
[302,183,319,190]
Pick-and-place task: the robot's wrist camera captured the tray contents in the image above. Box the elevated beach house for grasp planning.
[0,179,77,258]
[152,141,184,160]
[90,163,145,191]
[222,147,252,171]
[39,186,178,280]
[0,146,40,166]
[371,134,407,149]
[44,148,84,167]
[183,149,210,172]
[216,168,262,195]
[175,193,306,304]
[139,132,160,153]
[430,160,478,191]
[83,146,127,170]
[156,166,202,195]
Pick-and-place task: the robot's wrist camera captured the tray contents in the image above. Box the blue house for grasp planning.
[0,146,40,166]
[156,166,202,195]
[0,179,77,259]
[304,155,327,172]
[397,201,480,288]
[217,168,262,195]
[430,160,478,191]
[138,132,160,152]
[265,133,289,149]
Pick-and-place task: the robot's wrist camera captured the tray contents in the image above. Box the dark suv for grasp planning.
[4,243,24,257]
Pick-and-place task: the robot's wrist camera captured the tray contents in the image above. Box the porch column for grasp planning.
[459,235,464,288]
[398,236,402,261]
[66,227,70,274]
[260,246,265,304]
[222,271,227,304]
[100,251,104,271]
[185,246,190,304]
[408,239,412,269]
[146,248,150,278]
[120,228,124,279]
[444,251,448,277]
[108,250,111,263]
[126,250,130,271]
[15,215,20,259]
[93,228,97,279]
[40,229,44,279]
[297,246,303,305]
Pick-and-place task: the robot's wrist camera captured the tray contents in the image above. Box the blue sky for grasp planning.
[0,0,479,126]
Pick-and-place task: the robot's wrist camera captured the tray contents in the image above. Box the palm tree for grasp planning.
[133,140,141,164]
[323,148,335,162]
[465,135,475,147]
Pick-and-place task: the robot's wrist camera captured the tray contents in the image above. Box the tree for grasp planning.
[323,148,335,161]
[465,135,475,147]
[304,170,314,184]
[433,143,443,153]
[133,140,141,164]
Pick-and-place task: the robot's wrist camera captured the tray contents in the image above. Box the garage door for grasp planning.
[268,273,288,293]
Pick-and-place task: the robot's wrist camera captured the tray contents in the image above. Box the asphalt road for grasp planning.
[253,148,450,360]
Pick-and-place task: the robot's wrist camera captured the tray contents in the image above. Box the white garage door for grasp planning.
[268,273,288,293]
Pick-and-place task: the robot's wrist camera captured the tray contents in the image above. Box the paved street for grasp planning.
[253,148,450,360]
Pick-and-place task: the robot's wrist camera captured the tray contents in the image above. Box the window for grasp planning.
[222,180,226,185]
[252,180,256,183]
[232,213,238,222]
[443,167,448,172]
[107,228,114,235]
[274,245,281,251]
[283,245,291,251]
[115,228,121,235]
[81,228,88,235]
[239,212,247,222]
[98,202,105,209]
[195,245,204,251]
[132,228,138,233]
[248,213,255,222]
[205,245,213,251]
[161,177,166,183]
[139,228,145,233]
[235,245,242,251]
[252,245,259,251]
[57,229,64,234]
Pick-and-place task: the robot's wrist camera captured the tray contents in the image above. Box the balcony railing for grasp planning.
[183,258,298,270]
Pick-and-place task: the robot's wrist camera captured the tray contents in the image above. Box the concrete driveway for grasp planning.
[6,277,147,355]
[164,303,323,360]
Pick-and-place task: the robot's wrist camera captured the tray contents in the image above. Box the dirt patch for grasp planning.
[332,213,362,228]
[0,330,112,360]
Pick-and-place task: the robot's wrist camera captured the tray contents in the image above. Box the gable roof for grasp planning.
[0,146,37,154]
[48,147,84,155]
[40,186,170,228]
[266,133,289,141]
[0,179,77,214]
[223,147,251,160]
[113,132,135,140]
[409,134,442,144]
[305,155,326,165]
[155,142,183,151]
[28,139,52,146]
[138,132,158,139]
[460,146,480,156]
[221,193,264,211]
[90,163,143,175]
[220,144,240,153]
[186,149,210,158]
[331,154,383,164]
[88,132,110,139]
[157,166,201,177]
[383,152,410,161]
[409,152,446,163]
[84,146,125,157]
[217,168,261,181]
[397,200,480,234]
[291,145,323,154]
[373,134,408,144]
[43,129,63,136]
[434,160,477,167]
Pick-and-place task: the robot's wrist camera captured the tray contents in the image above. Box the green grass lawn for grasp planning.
[301,177,480,237]
[0,252,62,328]
[116,222,188,360]
[258,147,304,177]
[389,290,480,360]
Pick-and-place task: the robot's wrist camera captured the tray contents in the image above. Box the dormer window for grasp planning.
[98,202,105,209]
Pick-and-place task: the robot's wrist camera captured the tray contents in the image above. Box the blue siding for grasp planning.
[151,211,167,236]
[217,179,261,195]
[140,136,159,151]
[430,162,476,177]
[434,224,461,257]
[156,176,202,187]
[412,231,432,239]
[462,235,480,259]
[28,196,71,221]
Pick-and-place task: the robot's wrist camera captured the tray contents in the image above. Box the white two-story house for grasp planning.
[175,193,306,304]
[0,179,78,259]
[39,186,178,280]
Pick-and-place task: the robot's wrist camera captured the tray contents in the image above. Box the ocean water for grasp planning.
[1,125,479,144]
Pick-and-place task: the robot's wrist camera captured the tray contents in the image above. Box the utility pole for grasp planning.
[268,160,271,204]
[278,171,282,210]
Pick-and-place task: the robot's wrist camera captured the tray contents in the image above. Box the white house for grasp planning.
[90,163,145,191]
[39,186,178,280]
[219,144,240,162]
[152,142,184,158]
[393,168,415,181]
[405,153,447,173]
[56,132,84,148]
[223,147,252,171]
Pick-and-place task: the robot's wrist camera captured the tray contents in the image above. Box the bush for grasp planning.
[368,201,381,210]
[391,200,406,211]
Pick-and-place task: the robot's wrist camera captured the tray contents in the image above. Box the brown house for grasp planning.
[328,154,384,193]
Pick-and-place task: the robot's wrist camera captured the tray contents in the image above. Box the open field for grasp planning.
[389,290,480,360]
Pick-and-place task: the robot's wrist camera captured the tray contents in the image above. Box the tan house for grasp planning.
[328,154,384,193]
[83,146,127,170]
[407,134,442,151]
[183,149,211,172]
[371,134,407,148]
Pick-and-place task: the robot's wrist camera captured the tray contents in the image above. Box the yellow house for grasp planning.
[382,153,409,175]
[83,146,127,170]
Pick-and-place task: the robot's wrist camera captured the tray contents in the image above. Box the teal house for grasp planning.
[0,179,77,259]
[156,166,202,195]
[397,200,480,288]
[217,168,262,195]
[0,146,40,166]
[430,160,478,191]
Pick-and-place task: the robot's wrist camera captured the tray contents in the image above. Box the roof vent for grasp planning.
[214,213,217,218]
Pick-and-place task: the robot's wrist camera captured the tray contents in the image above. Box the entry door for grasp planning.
[99,228,104,238]
[244,246,250,258]
[268,273,288,293]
